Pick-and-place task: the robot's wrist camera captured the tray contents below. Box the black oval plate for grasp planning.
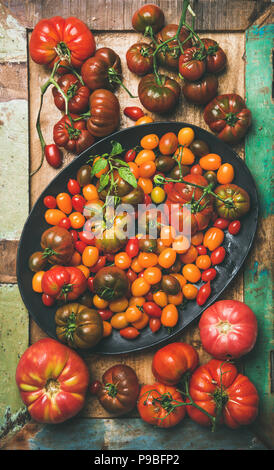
[17,122,258,355]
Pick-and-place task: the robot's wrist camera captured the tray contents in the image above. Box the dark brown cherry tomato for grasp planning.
[52,73,90,114]
[182,73,218,105]
[132,4,165,33]
[190,139,210,158]
[77,165,92,187]
[93,266,130,301]
[203,170,217,188]
[179,46,206,81]
[120,327,140,339]
[161,275,180,295]
[213,218,230,229]
[211,246,226,265]
[156,24,192,69]
[126,42,154,76]
[43,195,57,209]
[67,178,81,195]
[201,38,227,74]
[28,251,48,272]
[124,107,145,122]
[90,380,102,395]
[143,301,162,318]
[138,74,181,114]
[228,220,241,235]
[201,267,217,282]
[196,282,211,306]
[149,317,161,333]
[168,164,190,180]
[155,155,176,174]
[44,144,62,168]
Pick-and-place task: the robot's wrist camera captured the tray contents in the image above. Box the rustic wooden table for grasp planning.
[0,0,273,450]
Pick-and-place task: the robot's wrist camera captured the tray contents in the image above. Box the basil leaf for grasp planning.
[110,140,124,156]
[91,158,108,177]
[114,159,129,167]
[98,173,110,192]
[118,167,137,188]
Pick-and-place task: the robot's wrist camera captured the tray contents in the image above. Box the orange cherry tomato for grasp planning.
[158,248,177,269]
[172,235,190,254]
[137,177,153,194]
[93,294,108,309]
[203,227,224,251]
[182,264,201,283]
[196,254,211,270]
[199,153,222,171]
[109,297,129,313]
[128,162,140,179]
[174,146,195,165]
[129,296,146,307]
[102,321,112,337]
[135,115,154,126]
[143,266,162,285]
[93,156,109,178]
[82,184,99,201]
[76,264,90,278]
[70,251,82,266]
[153,290,168,308]
[180,245,198,264]
[56,192,72,214]
[135,149,156,166]
[161,304,179,327]
[69,211,86,229]
[132,312,149,329]
[191,232,204,246]
[114,252,132,270]
[217,163,235,184]
[111,312,128,330]
[177,127,195,146]
[168,291,183,306]
[183,283,198,300]
[139,160,156,178]
[171,273,187,289]
[131,257,144,273]
[32,270,45,293]
[131,278,151,297]
[140,133,159,150]
[160,225,176,247]
[125,305,143,323]
[45,208,66,225]
[82,246,99,267]
[138,252,158,268]
[159,132,178,155]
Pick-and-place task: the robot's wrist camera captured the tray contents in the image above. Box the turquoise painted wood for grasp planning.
[27,418,266,450]
[243,24,274,449]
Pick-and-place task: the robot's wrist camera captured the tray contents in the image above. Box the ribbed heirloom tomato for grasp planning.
[16,338,89,423]
[152,342,199,385]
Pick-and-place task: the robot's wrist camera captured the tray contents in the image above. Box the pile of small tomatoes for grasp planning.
[29,125,250,346]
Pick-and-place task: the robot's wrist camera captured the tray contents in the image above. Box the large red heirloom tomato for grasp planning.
[186,359,259,429]
[15,338,89,423]
[152,342,199,385]
[199,300,257,359]
[29,16,96,70]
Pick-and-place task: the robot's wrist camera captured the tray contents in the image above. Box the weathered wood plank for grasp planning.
[3,0,272,31]
[243,23,274,450]
[28,29,246,418]
[0,240,18,283]
[1,416,268,450]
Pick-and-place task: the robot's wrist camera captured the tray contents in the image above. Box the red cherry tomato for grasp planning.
[67,178,81,195]
[228,220,241,235]
[126,238,140,258]
[213,218,230,229]
[143,301,162,318]
[144,194,152,205]
[124,106,145,121]
[87,276,94,292]
[43,195,56,209]
[58,217,71,230]
[124,149,137,163]
[70,229,78,243]
[97,309,113,321]
[72,194,86,213]
[201,267,217,282]
[41,293,55,307]
[196,245,207,255]
[126,268,138,284]
[196,282,211,306]
[149,317,162,333]
[78,230,96,246]
[191,164,203,176]
[74,240,87,254]
[89,256,106,273]
[211,246,226,265]
[44,144,62,169]
[119,326,140,339]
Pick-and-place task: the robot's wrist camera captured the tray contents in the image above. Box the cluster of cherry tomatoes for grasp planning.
[29,123,250,344]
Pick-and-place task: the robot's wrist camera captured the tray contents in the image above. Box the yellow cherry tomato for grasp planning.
[109,297,129,313]
[183,283,198,300]
[129,296,146,307]
[32,270,45,293]
[82,184,99,201]
[143,266,162,285]
[56,192,72,214]
[82,246,99,267]
[135,149,156,166]
[132,312,149,330]
[172,235,190,254]
[102,321,112,337]
[174,146,195,165]
[151,186,166,204]
[76,264,90,278]
[131,278,151,297]
[182,264,201,283]
[168,291,183,306]
[217,163,235,184]
[135,115,154,126]
[161,304,179,327]
[158,248,177,269]
[153,290,168,308]
[125,305,143,323]
[69,211,86,229]
[203,227,224,251]
[160,225,176,247]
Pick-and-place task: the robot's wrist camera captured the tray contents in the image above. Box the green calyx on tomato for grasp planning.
[104,382,118,398]
[225,112,239,127]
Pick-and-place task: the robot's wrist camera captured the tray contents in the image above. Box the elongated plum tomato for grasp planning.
[45,144,62,168]
[15,338,89,423]
[199,300,257,359]
[152,342,199,385]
